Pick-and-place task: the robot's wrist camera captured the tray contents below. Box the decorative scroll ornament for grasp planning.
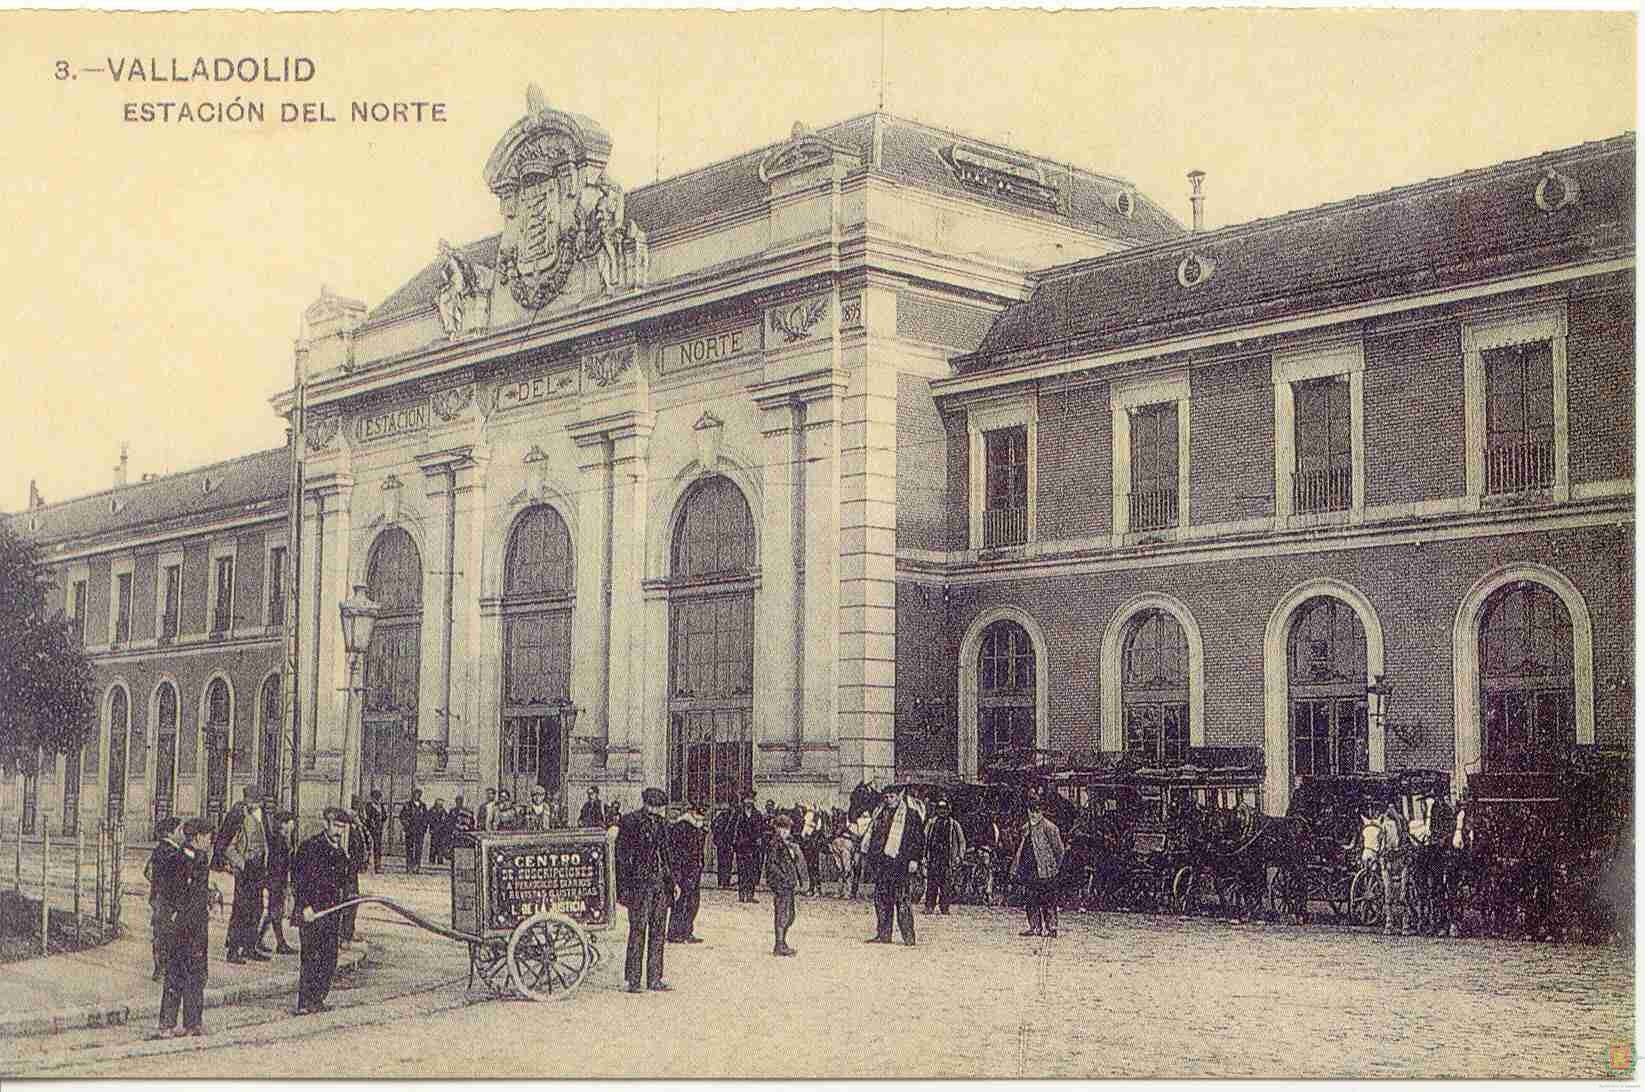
[769,296,830,344]
[758,121,863,184]
[434,240,493,340]
[1533,167,1580,214]
[584,346,634,388]
[306,415,341,453]
[476,382,500,419]
[1176,253,1215,289]
[431,383,475,422]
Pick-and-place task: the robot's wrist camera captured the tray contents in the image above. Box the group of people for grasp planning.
[143,787,369,1038]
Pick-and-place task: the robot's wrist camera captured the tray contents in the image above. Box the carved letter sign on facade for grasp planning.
[493,368,581,412]
[355,402,432,445]
[661,321,761,375]
[768,295,830,344]
[583,345,635,388]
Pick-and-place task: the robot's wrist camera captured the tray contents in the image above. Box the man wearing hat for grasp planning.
[860,785,926,946]
[291,807,355,1015]
[732,795,766,903]
[219,785,272,964]
[145,816,185,981]
[922,799,967,915]
[615,788,675,993]
[578,786,605,829]
[1012,794,1066,938]
[666,801,708,944]
[153,817,215,1038]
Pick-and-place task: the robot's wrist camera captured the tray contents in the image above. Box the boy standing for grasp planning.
[765,814,808,957]
[155,817,214,1038]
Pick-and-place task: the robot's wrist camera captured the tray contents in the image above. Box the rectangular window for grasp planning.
[267,547,286,626]
[212,556,234,634]
[70,579,87,645]
[1129,402,1179,530]
[982,426,1028,547]
[1484,340,1555,494]
[1293,376,1353,513]
[161,565,181,640]
[114,573,132,644]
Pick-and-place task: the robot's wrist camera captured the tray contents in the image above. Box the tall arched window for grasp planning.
[667,476,755,806]
[1287,597,1368,778]
[1122,610,1189,763]
[154,683,179,820]
[362,527,422,817]
[106,687,130,822]
[1479,581,1574,771]
[204,678,231,823]
[978,620,1036,772]
[500,506,575,802]
[258,675,282,800]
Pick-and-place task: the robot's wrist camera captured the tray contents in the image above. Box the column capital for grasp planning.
[748,368,850,413]
[303,472,354,513]
[414,443,486,479]
[566,409,656,453]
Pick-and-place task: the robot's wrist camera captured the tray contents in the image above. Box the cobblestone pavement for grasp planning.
[7,877,1634,1080]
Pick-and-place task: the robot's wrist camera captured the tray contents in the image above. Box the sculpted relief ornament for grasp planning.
[434,240,493,340]
[485,86,651,313]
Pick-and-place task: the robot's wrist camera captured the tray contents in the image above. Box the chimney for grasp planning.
[114,443,129,488]
[1187,170,1206,233]
[27,479,43,510]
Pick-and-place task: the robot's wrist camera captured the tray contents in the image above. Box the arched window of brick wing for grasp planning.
[1286,596,1368,778]
[1122,610,1189,764]
[978,620,1036,774]
[1479,581,1574,771]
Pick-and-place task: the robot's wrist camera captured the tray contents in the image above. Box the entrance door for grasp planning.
[501,715,563,803]
[154,683,179,822]
[362,714,416,854]
[669,709,752,808]
[204,680,230,825]
[1289,696,1366,780]
[63,749,80,834]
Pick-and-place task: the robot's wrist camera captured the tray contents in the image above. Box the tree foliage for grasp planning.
[0,521,96,774]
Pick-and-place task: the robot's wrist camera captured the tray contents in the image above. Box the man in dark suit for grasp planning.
[341,798,370,943]
[399,789,429,874]
[732,796,766,903]
[292,807,354,1015]
[578,786,605,828]
[922,799,968,915]
[861,786,927,946]
[615,787,674,993]
[710,804,736,888]
[153,817,214,1038]
[666,801,708,944]
[145,817,185,981]
[363,791,389,874]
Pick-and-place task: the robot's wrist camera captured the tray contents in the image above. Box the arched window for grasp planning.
[1122,610,1189,763]
[1479,581,1574,771]
[978,620,1036,772]
[154,683,179,820]
[106,687,129,821]
[667,476,755,806]
[205,678,231,823]
[1287,597,1368,778]
[362,527,423,818]
[500,506,575,802]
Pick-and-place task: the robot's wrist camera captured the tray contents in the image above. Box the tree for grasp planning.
[0,521,96,773]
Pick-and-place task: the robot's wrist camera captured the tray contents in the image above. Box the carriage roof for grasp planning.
[1286,769,1453,819]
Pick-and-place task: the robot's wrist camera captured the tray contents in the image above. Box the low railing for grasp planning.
[1293,465,1353,514]
[1128,488,1178,531]
[1487,437,1554,494]
[983,506,1028,548]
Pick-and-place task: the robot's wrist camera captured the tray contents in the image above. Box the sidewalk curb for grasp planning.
[0,942,371,1040]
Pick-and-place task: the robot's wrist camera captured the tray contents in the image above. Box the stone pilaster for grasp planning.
[569,433,612,774]
[299,472,354,817]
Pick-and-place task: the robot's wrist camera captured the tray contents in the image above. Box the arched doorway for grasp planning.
[363,527,422,841]
[1122,610,1189,764]
[106,686,130,822]
[499,506,575,803]
[1287,596,1369,779]
[204,679,231,824]
[666,476,755,806]
[153,683,179,821]
[978,619,1037,774]
[1478,581,1575,771]
[258,675,282,801]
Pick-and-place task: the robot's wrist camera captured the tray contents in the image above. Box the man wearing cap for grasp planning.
[154,817,214,1038]
[923,799,967,915]
[578,786,604,829]
[145,816,185,980]
[615,788,675,993]
[1012,795,1066,938]
[765,813,807,956]
[861,786,927,946]
[732,796,766,904]
[220,785,271,963]
[363,790,389,874]
[666,801,708,944]
[399,788,429,873]
[292,807,355,1015]
[710,803,737,889]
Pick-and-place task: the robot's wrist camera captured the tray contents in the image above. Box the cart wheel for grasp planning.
[470,939,511,995]
[507,912,594,1001]
[1169,865,1196,914]
[1349,869,1385,928]
[1265,866,1296,921]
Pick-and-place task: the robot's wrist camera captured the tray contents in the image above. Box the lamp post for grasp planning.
[1367,674,1393,765]
[338,585,382,809]
[553,697,580,802]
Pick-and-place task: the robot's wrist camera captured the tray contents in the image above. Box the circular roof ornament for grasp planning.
[1534,168,1579,214]
[1113,190,1135,218]
[1176,253,1215,289]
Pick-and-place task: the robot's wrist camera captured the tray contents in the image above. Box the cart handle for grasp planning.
[306,895,482,946]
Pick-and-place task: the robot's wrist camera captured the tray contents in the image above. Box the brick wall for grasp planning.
[944,411,969,549]
[893,580,958,771]
[1190,357,1274,525]
[1364,322,1467,507]
[182,543,209,634]
[86,557,110,645]
[895,373,950,551]
[1036,380,1112,541]
[895,292,996,352]
[236,530,266,629]
[1568,288,1635,484]
[132,553,157,641]
[916,523,1632,770]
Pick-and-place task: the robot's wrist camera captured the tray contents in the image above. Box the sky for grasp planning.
[0,8,1635,512]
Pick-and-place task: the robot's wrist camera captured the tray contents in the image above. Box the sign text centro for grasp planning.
[662,322,760,375]
[356,402,430,443]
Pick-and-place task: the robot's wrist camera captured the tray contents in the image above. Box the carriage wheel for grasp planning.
[469,939,511,995]
[1169,866,1198,914]
[1349,869,1385,928]
[1265,866,1300,922]
[506,913,594,1001]
[1216,873,1254,921]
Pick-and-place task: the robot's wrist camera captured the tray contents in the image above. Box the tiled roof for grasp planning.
[7,446,291,549]
[962,134,1636,368]
[367,112,1185,324]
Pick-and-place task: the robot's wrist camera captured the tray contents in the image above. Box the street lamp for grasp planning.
[553,697,580,804]
[338,584,382,808]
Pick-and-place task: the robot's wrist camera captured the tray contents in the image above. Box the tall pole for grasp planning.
[338,653,359,810]
[287,330,308,820]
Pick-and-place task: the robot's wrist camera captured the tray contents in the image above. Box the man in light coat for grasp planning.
[219,786,271,963]
[860,786,926,946]
[1012,795,1066,938]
